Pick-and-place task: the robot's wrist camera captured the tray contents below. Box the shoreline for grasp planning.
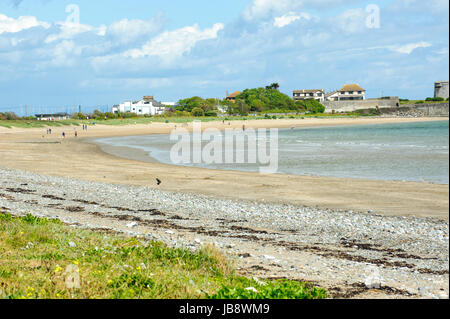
[0,116,448,220]
[92,120,449,186]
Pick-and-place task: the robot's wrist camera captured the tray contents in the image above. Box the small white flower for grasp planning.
[245,287,258,293]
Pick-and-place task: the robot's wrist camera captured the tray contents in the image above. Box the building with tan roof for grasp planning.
[332,84,366,101]
[225,91,241,103]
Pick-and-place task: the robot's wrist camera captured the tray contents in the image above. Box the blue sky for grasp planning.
[0,0,448,112]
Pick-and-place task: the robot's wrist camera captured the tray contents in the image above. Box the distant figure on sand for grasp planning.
[62,132,65,138]
[75,131,78,137]
[242,124,246,131]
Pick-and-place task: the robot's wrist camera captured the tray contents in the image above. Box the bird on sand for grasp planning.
[156,178,162,186]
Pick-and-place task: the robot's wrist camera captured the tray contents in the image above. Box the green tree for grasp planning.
[296,99,325,114]
[237,87,296,112]
[191,107,205,117]
[265,83,280,90]
[177,96,219,113]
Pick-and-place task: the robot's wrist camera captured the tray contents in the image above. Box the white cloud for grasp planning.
[107,16,163,44]
[273,12,311,28]
[243,0,302,21]
[242,0,353,21]
[390,42,432,54]
[124,23,224,61]
[0,14,50,35]
[335,8,366,33]
[44,22,98,44]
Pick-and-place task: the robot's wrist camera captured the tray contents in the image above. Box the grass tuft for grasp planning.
[0,213,326,299]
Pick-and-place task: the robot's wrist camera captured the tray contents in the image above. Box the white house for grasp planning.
[112,96,166,116]
[293,89,325,102]
[335,84,366,101]
[35,113,70,121]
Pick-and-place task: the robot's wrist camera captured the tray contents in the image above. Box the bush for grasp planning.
[73,112,87,120]
[205,110,218,117]
[426,97,444,102]
[237,87,297,112]
[297,99,325,114]
[0,112,20,120]
[191,107,205,117]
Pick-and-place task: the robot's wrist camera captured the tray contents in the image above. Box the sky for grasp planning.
[0,0,449,113]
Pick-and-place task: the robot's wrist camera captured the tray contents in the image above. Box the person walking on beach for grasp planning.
[62,132,65,139]
[75,131,78,138]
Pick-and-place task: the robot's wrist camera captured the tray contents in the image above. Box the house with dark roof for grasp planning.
[293,89,325,102]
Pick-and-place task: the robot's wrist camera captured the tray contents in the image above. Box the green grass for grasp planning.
[0,213,327,299]
[0,112,369,129]
[0,120,80,129]
[399,100,446,105]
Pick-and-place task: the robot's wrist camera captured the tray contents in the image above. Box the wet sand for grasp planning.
[0,117,448,219]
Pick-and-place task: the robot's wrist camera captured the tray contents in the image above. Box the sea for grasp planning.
[96,120,449,184]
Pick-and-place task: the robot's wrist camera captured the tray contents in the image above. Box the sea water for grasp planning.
[96,121,449,184]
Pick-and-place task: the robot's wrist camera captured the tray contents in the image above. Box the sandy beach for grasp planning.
[0,117,448,219]
[1,116,449,299]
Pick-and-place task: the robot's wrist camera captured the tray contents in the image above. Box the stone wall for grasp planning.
[323,99,399,113]
[435,81,449,99]
[377,103,449,117]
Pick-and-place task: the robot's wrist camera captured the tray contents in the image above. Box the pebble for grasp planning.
[0,166,448,298]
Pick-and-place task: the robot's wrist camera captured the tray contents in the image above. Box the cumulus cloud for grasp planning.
[273,12,312,28]
[242,0,357,21]
[0,1,447,104]
[243,0,299,21]
[389,42,432,54]
[334,8,367,34]
[44,21,100,44]
[124,23,224,61]
[0,13,50,34]
[106,15,164,44]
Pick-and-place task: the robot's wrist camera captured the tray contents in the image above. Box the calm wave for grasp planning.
[96,121,449,184]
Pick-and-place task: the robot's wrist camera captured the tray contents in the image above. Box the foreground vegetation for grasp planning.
[0,213,327,299]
